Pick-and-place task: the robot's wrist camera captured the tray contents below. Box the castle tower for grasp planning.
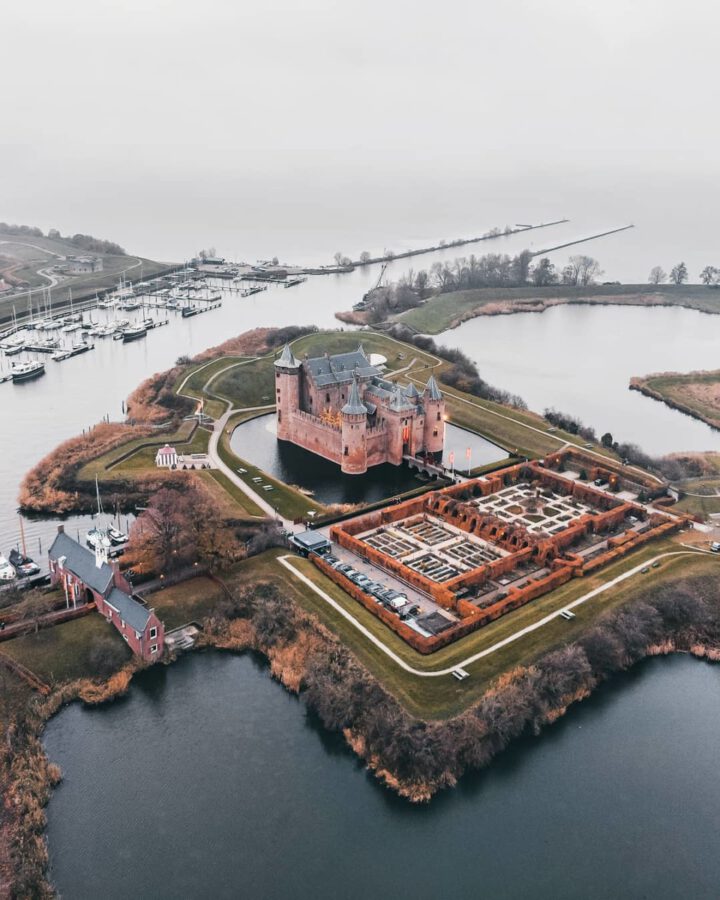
[341,377,368,475]
[274,344,301,441]
[422,375,445,460]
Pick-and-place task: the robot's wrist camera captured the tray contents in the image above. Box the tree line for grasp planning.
[205,566,720,800]
[649,262,720,286]
[361,251,604,323]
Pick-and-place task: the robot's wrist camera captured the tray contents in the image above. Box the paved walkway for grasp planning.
[207,408,298,528]
[278,549,712,678]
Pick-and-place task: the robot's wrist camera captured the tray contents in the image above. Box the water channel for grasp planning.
[43,652,720,900]
[230,414,505,507]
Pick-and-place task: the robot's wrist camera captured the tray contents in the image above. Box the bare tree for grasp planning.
[670,261,688,284]
[532,257,557,286]
[700,265,718,285]
[648,266,667,284]
[359,251,371,265]
[333,252,344,266]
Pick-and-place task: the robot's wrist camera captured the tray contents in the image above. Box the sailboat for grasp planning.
[86,478,128,551]
[9,519,40,577]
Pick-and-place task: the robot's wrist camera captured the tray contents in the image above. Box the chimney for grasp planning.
[57,524,65,534]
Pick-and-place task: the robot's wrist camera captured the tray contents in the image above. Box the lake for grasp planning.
[439,303,720,457]
[43,651,720,900]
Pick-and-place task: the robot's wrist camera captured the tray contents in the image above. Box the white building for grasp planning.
[155,445,178,468]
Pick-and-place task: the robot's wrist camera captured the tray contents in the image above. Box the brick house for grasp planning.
[274,344,446,475]
[48,527,164,662]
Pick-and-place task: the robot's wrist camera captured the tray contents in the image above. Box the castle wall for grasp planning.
[287,409,343,465]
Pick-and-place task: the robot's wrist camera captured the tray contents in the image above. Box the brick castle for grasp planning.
[274,344,446,474]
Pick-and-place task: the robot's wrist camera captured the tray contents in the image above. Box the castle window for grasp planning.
[437,411,441,421]
[278,411,282,422]
[326,393,330,403]
[433,429,438,437]
[344,446,349,456]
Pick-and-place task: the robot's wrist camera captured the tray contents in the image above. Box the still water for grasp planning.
[440,303,720,457]
[43,652,720,899]
[230,414,505,506]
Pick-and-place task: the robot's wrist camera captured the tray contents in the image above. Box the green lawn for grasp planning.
[217,415,324,520]
[149,575,226,629]
[3,615,132,686]
[211,357,275,408]
[395,284,720,335]
[76,420,198,483]
[218,543,715,720]
[201,469,267,518]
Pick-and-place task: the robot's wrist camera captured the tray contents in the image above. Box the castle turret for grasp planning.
[341,378,368,474]
[274,344,300,441]
[422,375,445,460]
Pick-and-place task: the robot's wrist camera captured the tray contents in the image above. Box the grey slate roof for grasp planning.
[304,350,379,387]
[389,383,417,411]
[105,587,153,634]
[342,378,367,415]
[49,531,113,596]
[424,375,443,401]
[274,344,300,368]
[403,382,420,398]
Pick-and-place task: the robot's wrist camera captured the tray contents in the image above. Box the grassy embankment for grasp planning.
[631,369,720,432]
[74,415,266,518]
[625,369,720,517]
[0,539,698,722]
[394,284,720,335]
[5,540,710,722]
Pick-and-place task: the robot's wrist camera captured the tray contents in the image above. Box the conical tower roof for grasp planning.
[274,343,300,368]
[341,377,367,416]
[403,382,420,399]
[424,374,443,401]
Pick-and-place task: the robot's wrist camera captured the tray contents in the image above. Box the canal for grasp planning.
[43,651,720,900]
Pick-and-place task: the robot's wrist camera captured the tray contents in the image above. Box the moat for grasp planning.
[43,652,720,900]
[230,414,506,506]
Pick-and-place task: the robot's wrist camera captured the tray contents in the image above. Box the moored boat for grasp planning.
[0,554,16,581]
[8,549,40,578]
[11,360,45,382]
[121,324,147,342]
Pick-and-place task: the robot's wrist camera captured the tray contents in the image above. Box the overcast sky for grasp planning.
[1,0,718,261]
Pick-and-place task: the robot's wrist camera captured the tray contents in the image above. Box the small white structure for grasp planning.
[155,445,178,468]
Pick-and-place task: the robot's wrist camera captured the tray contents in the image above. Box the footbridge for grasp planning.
[403,454,448,479]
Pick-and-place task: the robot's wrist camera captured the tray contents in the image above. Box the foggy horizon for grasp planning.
[2,0,719,267]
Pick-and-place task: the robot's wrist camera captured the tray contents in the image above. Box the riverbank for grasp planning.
[2,545,720,896]
[630,369,720,433]
[17,326,313,517]
[378,284,720,335]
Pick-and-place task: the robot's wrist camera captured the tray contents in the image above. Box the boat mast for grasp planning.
[18,515,27,558]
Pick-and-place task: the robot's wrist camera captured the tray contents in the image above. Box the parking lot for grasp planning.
[325,541,459,638]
